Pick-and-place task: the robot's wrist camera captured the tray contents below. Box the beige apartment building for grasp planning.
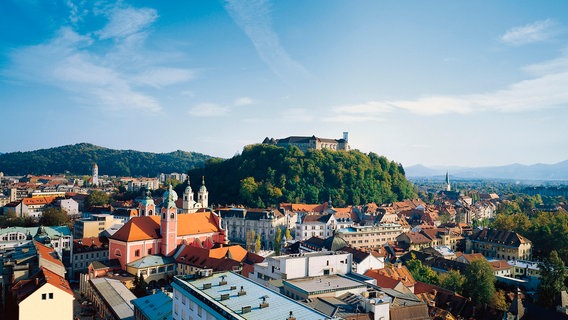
[338,223,404,249]
[73,214,122,239]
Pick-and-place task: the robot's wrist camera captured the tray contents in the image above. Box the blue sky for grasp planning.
[1,1,568,168]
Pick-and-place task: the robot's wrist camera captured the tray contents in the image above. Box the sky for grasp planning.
[1,1,568,168]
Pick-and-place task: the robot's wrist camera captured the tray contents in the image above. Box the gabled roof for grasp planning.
[11,267,73,303]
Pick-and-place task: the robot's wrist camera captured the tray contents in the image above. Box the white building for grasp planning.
[295,213,337,241]
[56,198,79,216]
[172,271,328,320]
[250,251,352,287]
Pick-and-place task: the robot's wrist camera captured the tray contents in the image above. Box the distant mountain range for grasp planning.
[0,143,212,176]
[405,161,568,181]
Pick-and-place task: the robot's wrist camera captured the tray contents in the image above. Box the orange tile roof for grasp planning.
[365,264,416,288]
[42,267,74,296]
[34,241,63,267]
[111,212,222,242]
[22,196,57,206]
[209,245,248,261]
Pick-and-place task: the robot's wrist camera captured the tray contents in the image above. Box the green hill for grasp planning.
[0,143,212,176]
[185,144,416,207]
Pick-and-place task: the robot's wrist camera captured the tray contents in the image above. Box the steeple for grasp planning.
[197,176,208,209]
[183,176,194,211]
[138,189,155,216]
[161,184,178,256]
[445,171,451,192]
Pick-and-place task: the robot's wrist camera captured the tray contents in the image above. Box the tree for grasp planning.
[537,250,567,307]
[284,228,293,240]
[131,274,148,298]
[274,227,282,256]
[490,289,509,311]
[40,208,69,226]
[405,253,440,285]
[440,270,465,293]
[463,259,495,305]
[255,234,261,253]
[87,190,110,208]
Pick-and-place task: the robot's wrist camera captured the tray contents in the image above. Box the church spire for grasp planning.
[445,171,451,191]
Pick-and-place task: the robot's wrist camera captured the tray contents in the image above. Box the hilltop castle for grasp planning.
[262,132,350,153]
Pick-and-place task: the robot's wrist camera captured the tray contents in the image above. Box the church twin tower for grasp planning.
[138,176,209,217]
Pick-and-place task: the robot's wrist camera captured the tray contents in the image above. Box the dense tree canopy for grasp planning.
[87,190,111,208]
[0,143,210,176]
[462,259,496,305]
[188,144,416,207]
[406,254,440,285]
[40,208,69,226]
[537,250,567,307]
[490,195,568,262]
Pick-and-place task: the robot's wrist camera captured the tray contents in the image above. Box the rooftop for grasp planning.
[173,272,328,320]
[131,291,172,320]
[283,274,365,295]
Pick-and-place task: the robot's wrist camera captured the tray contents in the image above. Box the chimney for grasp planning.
[287,311,296,320]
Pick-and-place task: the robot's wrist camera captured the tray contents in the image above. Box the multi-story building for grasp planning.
[73,214,123,239]
[132,291,172,320]
[250,251,352,287]
[172,272,329,320]
[396,226,464,252]
[466,228,532,261]
[55,198,79,216]
[339,223,404,250]
[217,207,288,249]
[263,133,350,152]
[71,237,109,279]
[295,213,337,241]
[109,185,226,269]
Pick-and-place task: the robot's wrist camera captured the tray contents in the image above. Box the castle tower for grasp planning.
[160,185,178,256]
[197,176,208,209]
[445,171,451,192]
[92,163,99,187]
[182,177,194,212]
[138,190,155,216]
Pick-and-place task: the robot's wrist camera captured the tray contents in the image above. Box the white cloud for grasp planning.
[131,68,194,88]
[97,7,158,40]
[2,4,194,113]
[501,19,558,45]
[280,108,315,122]
[224,0,310,82]
[188,103,229,117]
[234,97,254,106]
[328,50,568,118]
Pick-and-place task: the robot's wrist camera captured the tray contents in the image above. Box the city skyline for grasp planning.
[1,1,568,167]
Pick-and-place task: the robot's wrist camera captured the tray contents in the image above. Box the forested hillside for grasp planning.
[0,143,211,176]
[186,144,416,207]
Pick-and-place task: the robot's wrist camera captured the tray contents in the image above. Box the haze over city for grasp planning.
[1,1,568,167]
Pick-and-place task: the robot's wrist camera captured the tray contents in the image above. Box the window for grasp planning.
[49,293,53,299]
[148,248,152,255]
[197,306,202,316]
[135,250,140,257]
[42,293,47,300]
